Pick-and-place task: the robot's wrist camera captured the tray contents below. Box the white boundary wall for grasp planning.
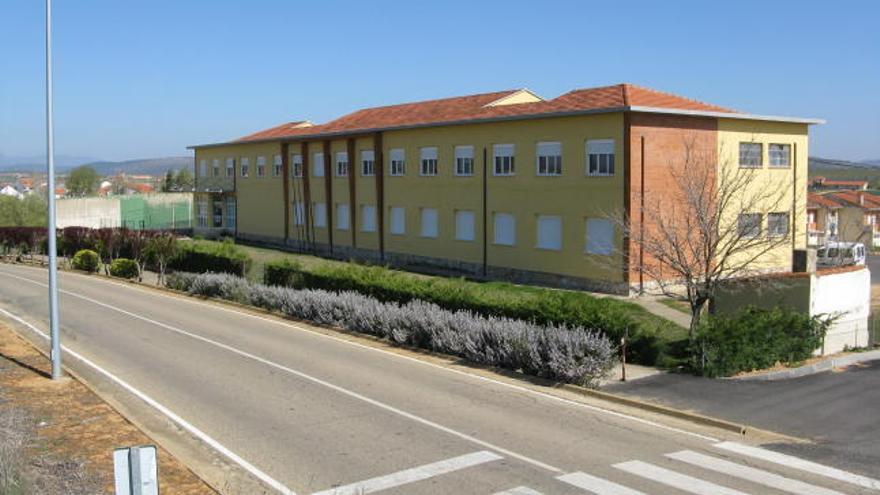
[56,197,121,229]
[812,268,871,354]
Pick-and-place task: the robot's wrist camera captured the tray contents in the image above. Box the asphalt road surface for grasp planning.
[0,263,877,495]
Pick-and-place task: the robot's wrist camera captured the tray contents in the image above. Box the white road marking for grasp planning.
[557,471,648,495]
[0,264,719,443]
[492,486,544,495]
[0,269,562,473]
[667,450,846,495]
[0,307,297,495]
[614,460,750,495]
[715,441,880,490]
[311,450,502,495]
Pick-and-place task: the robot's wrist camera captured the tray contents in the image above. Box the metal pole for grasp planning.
[46,0,62,380]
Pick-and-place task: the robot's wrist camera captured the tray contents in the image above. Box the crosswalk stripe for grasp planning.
[614,460,750,495]
[667,450,846,495]
[557,471,648,495]
[311,450,502,495]
[492,487,544,495]
[715,441,880,491]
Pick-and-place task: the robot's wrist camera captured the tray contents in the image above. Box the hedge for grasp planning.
[109,258,139,279]
[168,272,616,386]
[691,307,832,377]
[72,249,99,273]
[263,259,670,364]
[168,239,251,276]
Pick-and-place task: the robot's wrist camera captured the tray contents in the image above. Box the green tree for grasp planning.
[173,169,193,191]
[66,165,100,196]
[0,195,47,227]
[162,169,174,192]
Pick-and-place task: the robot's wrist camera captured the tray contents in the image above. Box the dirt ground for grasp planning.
[0,324,216,494]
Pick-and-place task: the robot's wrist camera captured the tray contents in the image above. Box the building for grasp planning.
[189,84,820,294]
[808,191,880,248]
[810,176,869,191]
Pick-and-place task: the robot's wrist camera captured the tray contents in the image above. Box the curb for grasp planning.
[732,349,880,381]
[3,262,760,439]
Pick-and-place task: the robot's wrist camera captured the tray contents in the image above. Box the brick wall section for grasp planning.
[627,113,718,288]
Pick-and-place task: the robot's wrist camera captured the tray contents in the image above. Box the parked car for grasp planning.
[817,241,866,267]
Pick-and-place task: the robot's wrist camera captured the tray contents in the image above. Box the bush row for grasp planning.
[263,259,669,364]
[168,239,250,276]
[691,307,831,377]
[167,271,616,386]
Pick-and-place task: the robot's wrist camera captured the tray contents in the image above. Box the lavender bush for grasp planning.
[166,272,615,386]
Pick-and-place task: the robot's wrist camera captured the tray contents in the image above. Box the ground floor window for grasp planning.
[225,197,236,229]
[197,200,208,228]
[212,200,223,228]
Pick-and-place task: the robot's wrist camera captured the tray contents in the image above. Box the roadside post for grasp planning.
[45,0,62,380]
[113,445,159,495]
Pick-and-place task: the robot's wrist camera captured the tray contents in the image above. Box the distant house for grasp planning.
[0,185,23,200]
[810,176,869,191]
[808,191,880,248]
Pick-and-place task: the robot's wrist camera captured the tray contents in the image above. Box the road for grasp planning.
[0,263,877,495]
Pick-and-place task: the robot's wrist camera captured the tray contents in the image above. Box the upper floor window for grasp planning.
[493,144,515,176]
[240,157,250,178]
[292,154,303,177]
[769,144,791,168]
[536,142,562,176]
[739,142,763,168]
[587,139,615,176]
[273,155,283,177]
[454,146,474,176]
[256,156,266,177]
[226,158,235,177]
[738,213,762,238]
[361,150,375,176]
[390,148,405,176]
[313,153,325,177]
[336,152,349,177]
[212,158,220,177]
[198,159,207,177]
[768,212,790,237]
[420,147,438,176]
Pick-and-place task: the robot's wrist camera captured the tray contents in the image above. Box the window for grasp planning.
[225,197,236,228]
[336,152,349,177]
[587,139,615,176]
[420,208,438,238]
[361,205,377,232]
[536,215,562,250]
[769,144,791,168]
[739,142,763,168]
[198,159,207,177]
[454,146,474,176]
[197,200,208,227]
[313,202,327,227]
[336,203,350,230]
[256,156,266,177]
[390,207,406,235]
[768,212,789,237]
[212,200,223,228]
[738,213,762,238]
[226,158,235,177]
[272,155,282,176]
[240,157,250,177]
[292,154,303,177]
[493,213,515,245]
[361,150,375,176]
[390,148,406,176]
[293,201,305,225]
[585,218,613,255]
[455,210,475,241]
[536,142,562,176]
[493,144,515,176]
[313,153,325,177]
[212,159,220,177]
[420,147,438,176]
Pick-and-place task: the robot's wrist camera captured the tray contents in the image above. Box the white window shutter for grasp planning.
[421,208,438,238]
[494,213,515,245]
[586,218,613,254]
[455,210,475,241]
[537,215,562,250]
[390,207,406,234]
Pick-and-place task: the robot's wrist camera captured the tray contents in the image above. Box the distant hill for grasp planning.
[0,154,102,172]
[809,156,880,187]
[861,159,880,166]
[79,157,193,176]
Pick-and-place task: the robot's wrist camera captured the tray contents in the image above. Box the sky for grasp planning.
[1,0,878,163]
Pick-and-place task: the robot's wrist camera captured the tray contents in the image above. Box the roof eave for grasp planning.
[628,106,825,125]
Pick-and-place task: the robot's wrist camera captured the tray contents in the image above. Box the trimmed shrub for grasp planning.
[260,259,668,363]
[166,272,616,386]
[109,258,139,279]
[168,239,251,276]
[71,249,99,273]
[692,307,832,377]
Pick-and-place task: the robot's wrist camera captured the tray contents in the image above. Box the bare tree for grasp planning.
[614,137,797,338]
[146,232,178,285]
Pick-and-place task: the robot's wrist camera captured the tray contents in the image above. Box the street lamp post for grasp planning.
[46,0,62,380]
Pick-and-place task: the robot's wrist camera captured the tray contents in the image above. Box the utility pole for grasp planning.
[46,0,62,380]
